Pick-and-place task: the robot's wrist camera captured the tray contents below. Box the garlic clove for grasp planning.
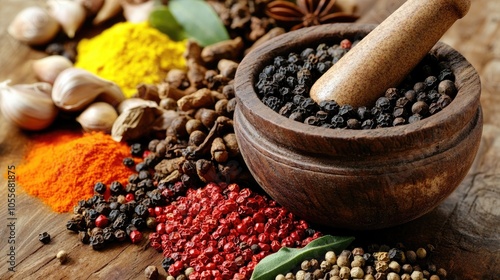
[7,6,60,46]
[76,101,118,133]
[121,0,155,23]
[32,55,74,84]
[76,0,105,16]
[52,67,125,112]
[0,80,59,131]
[93,0,122,25]
[47,0,87,38]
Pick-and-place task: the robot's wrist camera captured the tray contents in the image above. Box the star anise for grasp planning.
[266,0,358,30]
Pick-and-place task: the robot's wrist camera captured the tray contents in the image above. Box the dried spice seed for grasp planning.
[256,40,457,129]
[38,232,51,244]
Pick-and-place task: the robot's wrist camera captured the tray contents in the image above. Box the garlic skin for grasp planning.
[121,0,155,23]
[76,102,118,133]
[76,0,105,16]
[0,80,58,131]
[52,68,125,112]
[33,55,74,84]
[93,0,122,25]
[117,97,158,114]
[47,0,87,38]
[7,6,60,45]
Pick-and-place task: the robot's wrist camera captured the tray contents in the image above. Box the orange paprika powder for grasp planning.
[17,130,135,212]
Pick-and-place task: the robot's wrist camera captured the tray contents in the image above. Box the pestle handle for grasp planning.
[309,0,471,107]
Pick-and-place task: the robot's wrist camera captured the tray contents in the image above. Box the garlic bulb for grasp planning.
[52,68,125,112]
[47,0,87,38]
[0,80,58,131]
[76,102,118,133]
[32,55,74,84]
[7,6,60,45]
[121,0,155,23]
[93,0,122,25]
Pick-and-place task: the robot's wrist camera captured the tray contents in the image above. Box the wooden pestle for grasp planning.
[309,0,471,107]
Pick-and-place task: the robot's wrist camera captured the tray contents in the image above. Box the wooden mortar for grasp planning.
[234,23,482,229]
[310,0,471,107]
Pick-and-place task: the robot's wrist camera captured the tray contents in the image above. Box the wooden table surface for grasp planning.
[0,0,499,279]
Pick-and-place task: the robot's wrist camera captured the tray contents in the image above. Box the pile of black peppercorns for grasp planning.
[256,39,458,129]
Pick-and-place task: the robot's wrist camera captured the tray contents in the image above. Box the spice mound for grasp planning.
[75,21,187,98]
[17,130,134,212]
[257,39,457,129]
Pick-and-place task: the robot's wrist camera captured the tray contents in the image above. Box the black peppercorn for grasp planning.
[161,257,175,273]
[135,204,149,218]
[93,182,106,194]
[411,101,429,116]
[89,234,105,250]
[437,94,452,108]
[114,229,127,242]
[110,181,124,195]
[130,143,143,157]
[135,162,149,172]
[122,157,135,167]
[38,232,51,244]
[78,230,90,244]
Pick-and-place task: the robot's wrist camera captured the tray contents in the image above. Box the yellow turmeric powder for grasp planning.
[75,21,187,98]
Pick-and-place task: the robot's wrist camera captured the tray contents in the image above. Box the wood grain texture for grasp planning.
[0,0,499,279]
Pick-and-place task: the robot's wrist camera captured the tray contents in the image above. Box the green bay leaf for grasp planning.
[169,0,230,47]
[250,235,355,280]
[148,6,188,42]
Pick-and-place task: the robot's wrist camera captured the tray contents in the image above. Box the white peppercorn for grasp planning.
[325,251,337,264]
[301,260,311,271]
[388,261,401,273]
[276,274,286,280]
[351,267,365,278]
[176,274,187,280]
[56,250,68,264]
[410,270,423,280]
[416,248,427,259]
[436,268,447,278]
[401,264,413,274]
[364,275,375,280]
[401,274,411,280]
[285,272,295,279]
[330,267,340,276]
[166,276,175,280]
[184,267,194,277]
[405,251,417,264]
[296,270,306,280]
[429,275,440,280]
[321,260,332,271]
[374,252,390,262]
[339,267,351,279]
[387,272,400,280]
[313,268,324,279]
[375,261,389,273]
[331,276,342,280]
[337,255,350,267]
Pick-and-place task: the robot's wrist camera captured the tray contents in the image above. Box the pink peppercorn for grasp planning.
[125,193,135,202]
[152,183,320,279]
[130,230,142,244]
[95,214,109,228]
[340,38,352,49]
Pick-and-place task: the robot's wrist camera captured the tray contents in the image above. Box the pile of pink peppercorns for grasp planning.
[148,182,321,279]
